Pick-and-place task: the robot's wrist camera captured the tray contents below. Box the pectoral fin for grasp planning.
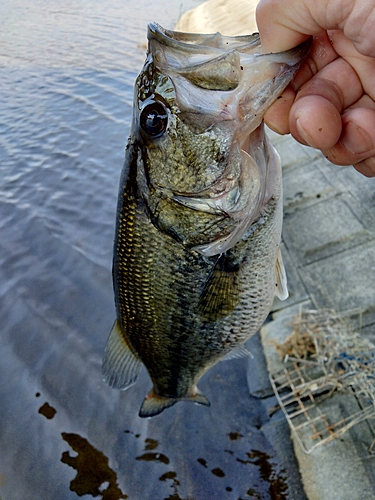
[102,319,142,390]
[139,388,210,418]
[275,248,288,300]
[198,254,240,321]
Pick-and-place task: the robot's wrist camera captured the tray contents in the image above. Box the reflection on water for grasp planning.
[238,451,288,499]
[60,424,289,500]
[61,433,127,500]
[159,471,181,500]
[38,401,57,420]
[0,0,304,498]
[136,452,170,465]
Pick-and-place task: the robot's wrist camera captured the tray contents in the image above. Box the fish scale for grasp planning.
[103,24,310,417]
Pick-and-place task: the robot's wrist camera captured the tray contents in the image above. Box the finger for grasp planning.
[289,78,343,149]
[353,158,375,177]
[291,32,338,90]
[339,8,375,57]
[328,30,375,100]
[286,56,362,147]
[256,0,327,52]
[263,32,339,135]
[256,0,375,56]
[347,94,375,112]
[264,86,295,134]
[296,56,363,108]
[322,108,375,169]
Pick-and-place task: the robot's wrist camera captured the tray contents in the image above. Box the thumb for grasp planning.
[256,0,375,55]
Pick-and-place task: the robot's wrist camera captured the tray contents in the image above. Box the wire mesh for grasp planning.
[268,309,375,453]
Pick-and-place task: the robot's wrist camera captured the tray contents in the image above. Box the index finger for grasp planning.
[256,0,325,52]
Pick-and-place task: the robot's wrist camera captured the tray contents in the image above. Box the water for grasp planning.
[0,2,298,498]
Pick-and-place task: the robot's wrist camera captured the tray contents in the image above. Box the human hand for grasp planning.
[256,0,375,177]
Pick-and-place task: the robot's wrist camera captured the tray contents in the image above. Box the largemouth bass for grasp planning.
[103,24,310,418]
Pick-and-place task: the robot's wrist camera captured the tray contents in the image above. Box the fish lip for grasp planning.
[148,22,260,53]
[148,22,311,62]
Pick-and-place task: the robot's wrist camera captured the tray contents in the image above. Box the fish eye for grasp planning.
[140,98,168,138]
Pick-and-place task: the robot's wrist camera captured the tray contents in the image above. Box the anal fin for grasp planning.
[221,344,254,361]
[102,319,142,390]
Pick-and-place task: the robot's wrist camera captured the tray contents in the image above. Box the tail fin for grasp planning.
[139,388,210,418]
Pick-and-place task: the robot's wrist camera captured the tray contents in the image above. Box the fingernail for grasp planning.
[295,118,310,146]
[341,121,373,155]
[265,120,283,135]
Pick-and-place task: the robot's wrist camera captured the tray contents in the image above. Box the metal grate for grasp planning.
[270,360,375,453]
[268,310,375,454]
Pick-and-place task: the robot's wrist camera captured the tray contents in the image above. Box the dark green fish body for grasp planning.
[103,24,310,417]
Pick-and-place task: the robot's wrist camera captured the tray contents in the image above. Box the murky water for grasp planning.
[0,2,302,499]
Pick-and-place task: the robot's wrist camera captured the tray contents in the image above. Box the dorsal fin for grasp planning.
[102,320,142,390]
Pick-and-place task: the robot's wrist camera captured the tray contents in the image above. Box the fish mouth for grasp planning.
[146,24,311,256]
[148,23,311,93]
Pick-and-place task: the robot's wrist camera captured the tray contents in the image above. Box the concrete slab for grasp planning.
[262,415,309,500]
[299,240,375,326]
[316,161,375,211]
[293,405,375,500]
[282,159,337,210]
[283,193,374,265]
[267,128,321,167]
